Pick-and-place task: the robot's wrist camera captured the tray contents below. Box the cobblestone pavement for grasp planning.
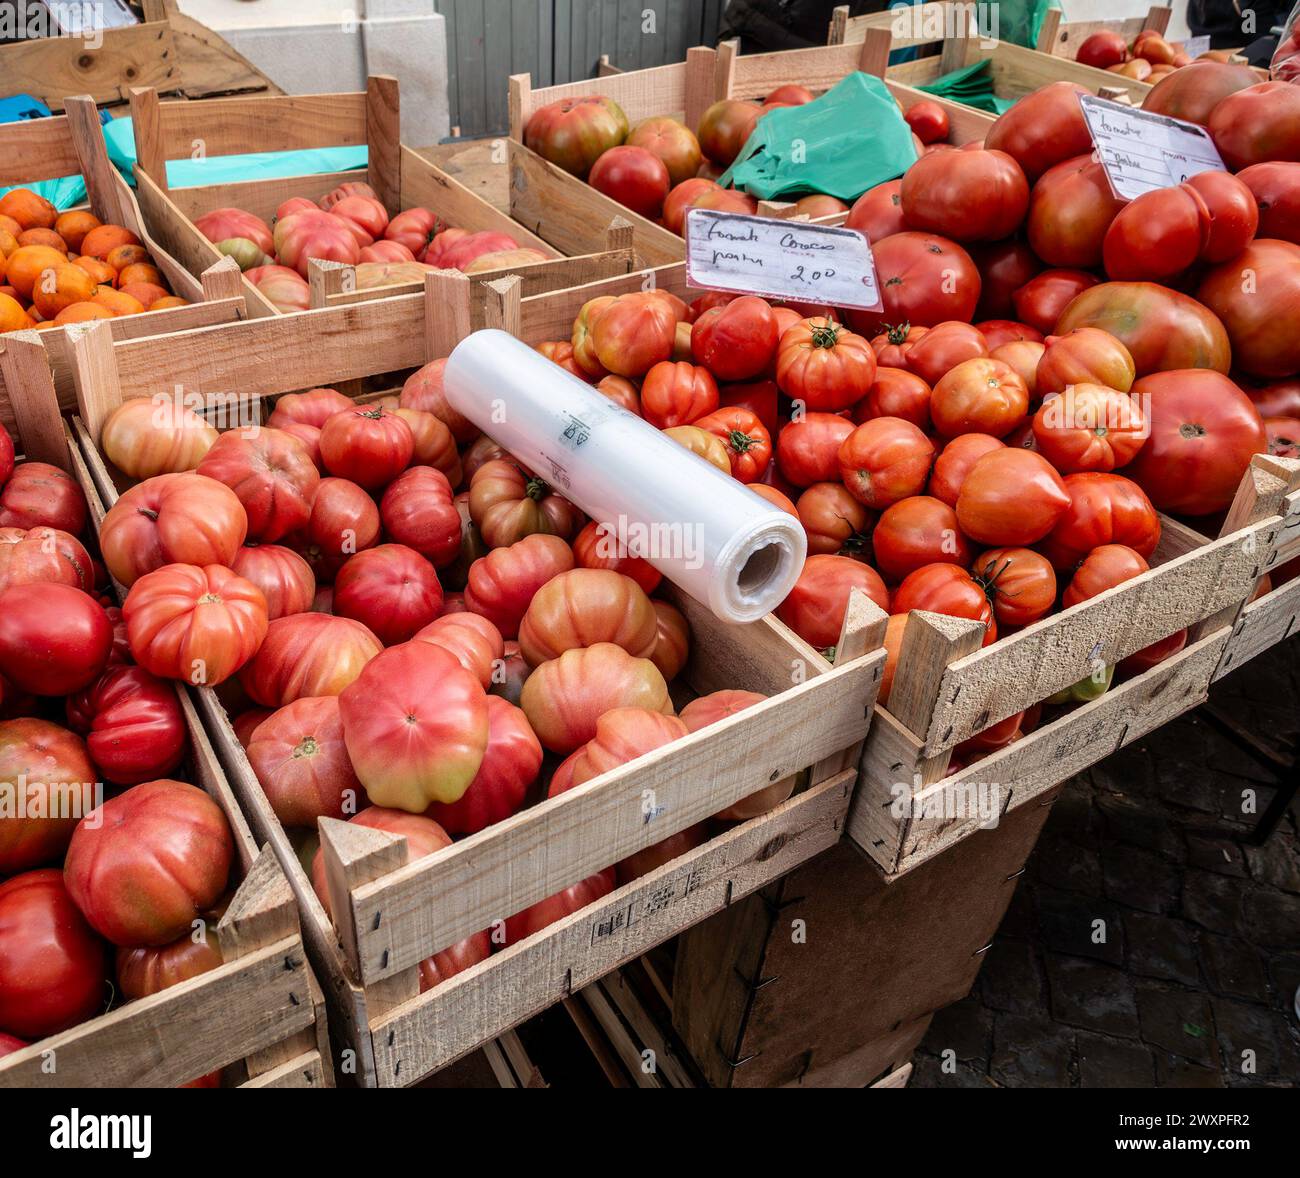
[911,635,1300,1089]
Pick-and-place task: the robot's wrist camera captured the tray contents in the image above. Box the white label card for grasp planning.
[683,208,882,310]
[1079,94,1227,201]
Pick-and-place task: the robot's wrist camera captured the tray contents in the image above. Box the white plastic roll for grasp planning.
[443,329,807,623]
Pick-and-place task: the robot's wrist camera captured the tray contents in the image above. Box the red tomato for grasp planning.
[640,360,719,428]
[1143,60,1258,124]
[891,564,996,644]
[1036,327,1136,396]
[1265,416,1300,458]
[1236,162,1300,244]
[0,718,95,874]
[1055,282,1232,376]
[195,428,319,542]
[0,463,86,534]
[0,583,111,696]
[718,378,779,439]
[776,554,890,649]
[379,467,460,569]
[955,448,1071,546]
[524,95,628,177]
[984,81,1092,182]
[469,459,582,549]
[0,869,106,1038]
[333,544,443,646]
[1028,154,1124,269]
[1117,628,1188,675]
[65,666,186,786]
[400,359,478,445]
[696,99,762,166]
[246,695,364,827]
[589,145,671,219]
[931,357,1029,438]
[1039,472,1162,569]
[520,643,670,754]
[124,563,268,687]
[859,367,932,431]
[503,869,617,945]
[568,707,689,788]
[872,495,970,582]
[1197,240,1300,379]
[339,641,489,810]
[871,322,928,368]
[1062,543,1150,608]
[694,406,773,481]
[0,526,92,594]
[692,296,779,382]
[904,100,950,144]
[929,433,1004,506]
[590,292,677,377]
[648,599,690,681]
[99,472,247,588]
[625,116,703,187]
[1032,384,1148,474]
[1076,30,1127,68]
[902,320,989,386]
[418,931,492,991]
[1242,378,1300,420]
[116,921,223,1001]
[777,412,856,486]
[394,407,461,485]
[1185,171,1259,263]
[414,612,504,689]
[775,317,876,411]
[1125,370,1268,516]
[662,177,722,234]
[1207,82,1300,171]
[65,779,233,947]
[0,422,12,488]
[976,320,1044,351]
[290,476,381,582]
[1102,182,1210,283]
[1012,269,1098,336]
[838,417,935,509]
[901,148,1029,242]
[796,482,874,558]
[464,533,576,638]
[318,406,413,490]
[846,179,906,242]
[972,547,1057,627]
[231,543,315,620]
[240,613,382,707]
[572,520,661,594]
[848,232,980,335]
[517,568,657,666]
[384,208,441,256]
[971,240,1042,321]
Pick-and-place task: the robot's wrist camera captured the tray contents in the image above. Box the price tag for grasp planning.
[1079,94,1227,201]
[683,208,882,310]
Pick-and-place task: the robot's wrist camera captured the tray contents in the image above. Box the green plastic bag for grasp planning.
[718,72,917,202]
[918,60,1015,116]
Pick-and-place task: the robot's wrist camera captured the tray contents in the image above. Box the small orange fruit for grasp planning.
[0,214,20,236]
[117,281,169,309]
[72,256,116,286]
[105,244,151,273]
[0,188,58,231]
[81,223,141,260]
[5,244,69,299]
[31,262,97,319]
[54,210,101,254]
[90,286,145,316]
[116,262,165,289]
[16,227,68,253]
[0,229,17,260]
[53,301,114,326]
[0,291,35,333]
[148,295,189,309]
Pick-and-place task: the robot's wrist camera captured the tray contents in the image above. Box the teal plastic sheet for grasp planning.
[919,60,1016,115]
[719,72,917,201]
[101,117,369,190]
[0,173,85,211]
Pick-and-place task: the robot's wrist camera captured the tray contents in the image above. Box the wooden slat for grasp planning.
[1040,7,1173,57]
[0,113,83,187]
[366,75,403,217]
[238,1052,328,1088]
[366,771,855,1085]
[516,262,693,341]
[1215,574,1300,679]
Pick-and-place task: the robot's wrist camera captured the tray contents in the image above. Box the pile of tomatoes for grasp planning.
[1074,25,1194,82]
[0,188,186,332]
[191,178,544,312]
[0,425,236,1085]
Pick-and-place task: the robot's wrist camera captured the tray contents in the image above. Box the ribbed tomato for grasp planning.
[639,360,718,429]
[1033,384,1147,473]
[414,612,504,689]
[0,718,95,874]
[65,666,187,786]
[469,460,582,549]
[649,598,690,681]
[1039,473,1162,569]
[517,568,657,665]
[380,466,461,568]
[318,406,413,490]
[692,407,773,482]
[572,520,662,594]
[393,408,461,486]
[928,434,1004,506]
[775,318,877,411]
[692,296,780,382]
[463,533,576,638]
[231,544,315,620]
[776,554,890,649]
[902,320,989,386]
[400,358,479,445]
[678,690,793,820]
[333,544,443,646]
[99,398,217,480]
[776,413,856,487]
[859,367,932,432]
[268,387,354,430]
[0,463,86,534]
[195,428,319,542]
[930,358,1029,439]
[240,612,382,707]
[1036,327,1136,396]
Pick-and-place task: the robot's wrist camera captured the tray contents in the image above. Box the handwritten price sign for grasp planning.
[683,208,882,310]
[1079,94,1227,201]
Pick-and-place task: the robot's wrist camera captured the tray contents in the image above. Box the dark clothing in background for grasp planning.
[1187,0,1292,46]
[718,0,890,52]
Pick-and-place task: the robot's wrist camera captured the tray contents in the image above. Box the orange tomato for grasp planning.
[105,243,151,273]
[90,287,145,316]
[148,295,188,309]
[31,262,96,319]
[53,302,114,326]
[116,262,165,289]
[5,244,68,299]
[80,223,140,260]
[16,228,68,253]
[0,188,57,230]
[117,281,169,309]
[0,291,35,333]
[72,256,116,286]
[54,210,101,254]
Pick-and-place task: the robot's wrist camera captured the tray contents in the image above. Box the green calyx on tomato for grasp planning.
[808,321,842,350]
[884,322,912,345]
[727,430,761,454]
[525,476,551,502]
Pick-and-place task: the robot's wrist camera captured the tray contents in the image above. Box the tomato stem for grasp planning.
[525,475,550,501]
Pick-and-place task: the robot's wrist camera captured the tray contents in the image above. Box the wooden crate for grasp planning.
[831,4,1154,103]
[33,274,888,1087]
[126,77,575,319]
[507,50,717,265]
[0,97,247,469]
[850,453,1300,880]
[1036,5,1172,58]
[0,423,331,1089]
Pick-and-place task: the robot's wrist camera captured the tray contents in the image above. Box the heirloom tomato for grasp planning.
[400,358,479,445]
[903,101,950,145]
[291,476,381,581]
[845,179,906,242]
[859,367,932,432]
[246,696,364,827]
[1196,240,1300,379]
[318,406,413,489]
[572,520,662,594]
[697,99,762,166]
[955,449,1070,546]
[838,417,935,509]
[333,544,443,646]
[1237,162,1300,244]
[0,526,92,594]
[589,145,671,219]
[0,718,95,874]
[195,428,319,542]
[775,318,876,411]
[463,533,575,638]
[930,358,1029,439]
[871,496,970,583]
[518,568,657,666]
[902,320,988,386]
[0,583,111,696]
[900,148,1029,242]
[776,555,889,649]
[231,544,315,620]
[116,922,222,1001]
[240,612,381,707]
[1011,269,1097,336]
[796,483,873,559]
[848,232,980,334]
[1207,82,1300,171]
[972,548,1057,627]
[640,360,719,428]
[984,81,1092,182]
[1036,328,1135,396]
[891,564,996,643]
[777,412,856,487]
[692,296,780,382]
[1039,473,1161,569]
[469,459,582,548]
[626,116,702,186]
[100,398,218,479]
[414,612,504,689]
[503,869,616,945]
[0,463,84,533]
[1062,544,1150,608]
[524,95,629,177]
[380,467,460,568]
[589,292,677,377]
[649,599,690,681]
[65,666,186,786]
[1027,154,1124,269]
[1142,60,1257,125]
[971,239,1041,321]
[694,407,773,481]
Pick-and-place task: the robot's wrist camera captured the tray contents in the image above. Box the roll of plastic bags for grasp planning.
[442,330,807,623]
